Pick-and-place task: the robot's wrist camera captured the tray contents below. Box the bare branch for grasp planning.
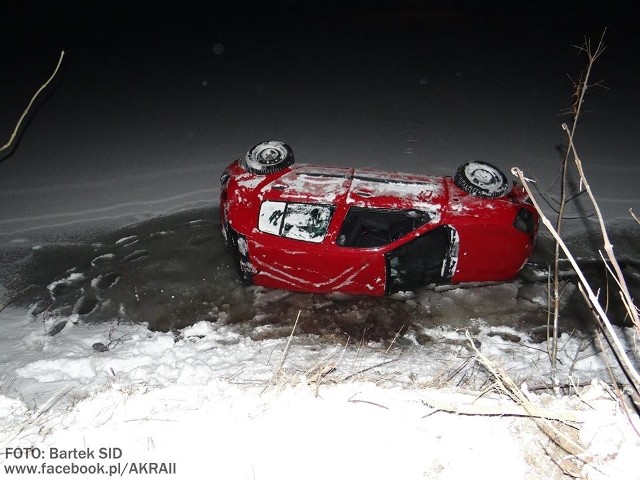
[0,51,65,155]
[513,166,640,392]
[549,30,608,391]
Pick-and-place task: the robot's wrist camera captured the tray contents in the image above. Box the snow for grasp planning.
[348,175,443,213]
[1,3,640,479]
[0,302,640,479]
[2,283,640,479]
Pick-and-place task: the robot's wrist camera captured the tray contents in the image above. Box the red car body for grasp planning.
[220,143,538,296]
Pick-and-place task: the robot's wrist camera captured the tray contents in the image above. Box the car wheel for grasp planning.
[454,161,509,198]
[223,223,253,284]
[244,140,294,174]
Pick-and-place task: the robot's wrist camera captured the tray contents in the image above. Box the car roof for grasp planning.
[259,164,448,213]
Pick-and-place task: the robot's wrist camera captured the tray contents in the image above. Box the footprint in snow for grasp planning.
[74,295,99,315]
[92,272,119,290]
[91,253,116,267]
[123,249,150,263]
[115,235,139,247]
[48,273,85,296]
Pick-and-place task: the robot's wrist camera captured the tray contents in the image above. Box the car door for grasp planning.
[249,201,350,292]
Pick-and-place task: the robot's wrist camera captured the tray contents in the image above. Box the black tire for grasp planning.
[223,223,253,284]
[243,140,294,174]
[453,161,509,198]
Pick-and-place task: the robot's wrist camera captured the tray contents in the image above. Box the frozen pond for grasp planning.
[2,207,638,345]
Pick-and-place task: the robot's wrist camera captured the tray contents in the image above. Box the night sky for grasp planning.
[3,2,632,106]
[3,2,633,129]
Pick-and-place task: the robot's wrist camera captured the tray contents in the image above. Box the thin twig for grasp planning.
[384,326,404,354]
[342,358,399,382]
[513,166,640,392]
[466,331,585,455]
[567,135,640,330]
[0,284,38,313]
[1,51,65,154]
[347,393,389,410]
[29,385,72,423]
[550,31,606,392]
[274,309,301,375]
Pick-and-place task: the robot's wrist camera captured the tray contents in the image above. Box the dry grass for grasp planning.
[515,30,640,398]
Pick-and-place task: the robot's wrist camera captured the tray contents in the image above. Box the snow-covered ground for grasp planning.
[1,3,639,479]
[2,298,640,480]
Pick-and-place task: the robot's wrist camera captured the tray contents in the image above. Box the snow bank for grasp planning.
[1,306,639,479]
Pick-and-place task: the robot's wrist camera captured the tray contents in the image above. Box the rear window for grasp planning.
[258,201,334,243]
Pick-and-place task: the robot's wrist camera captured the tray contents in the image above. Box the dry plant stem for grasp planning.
[0,51,65,154]
[594,329,640,435]
[466,332,585,455]
[385,327,404,354]
[565,129,640,331]
[30,385,71,422]
[551,33,606,387]
[2,385,71,446]
[546,266,553,353]
[421,397,585,422]
[597,249,639,323]
[275,309,301,375]
[341,358,399,382]
[0,284,38,313]
[513,167,640,391]
[347,393,389,410]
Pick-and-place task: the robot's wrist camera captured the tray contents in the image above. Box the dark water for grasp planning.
[2,207,638,344]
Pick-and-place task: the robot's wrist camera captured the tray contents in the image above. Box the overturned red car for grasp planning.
[220,141,538,296]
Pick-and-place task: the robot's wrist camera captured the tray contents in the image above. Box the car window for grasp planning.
[259,201,286,235]
[337,207,431,248]
[258,201,333,243]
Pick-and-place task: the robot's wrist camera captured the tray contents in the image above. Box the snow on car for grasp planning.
[219,141,539,296]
